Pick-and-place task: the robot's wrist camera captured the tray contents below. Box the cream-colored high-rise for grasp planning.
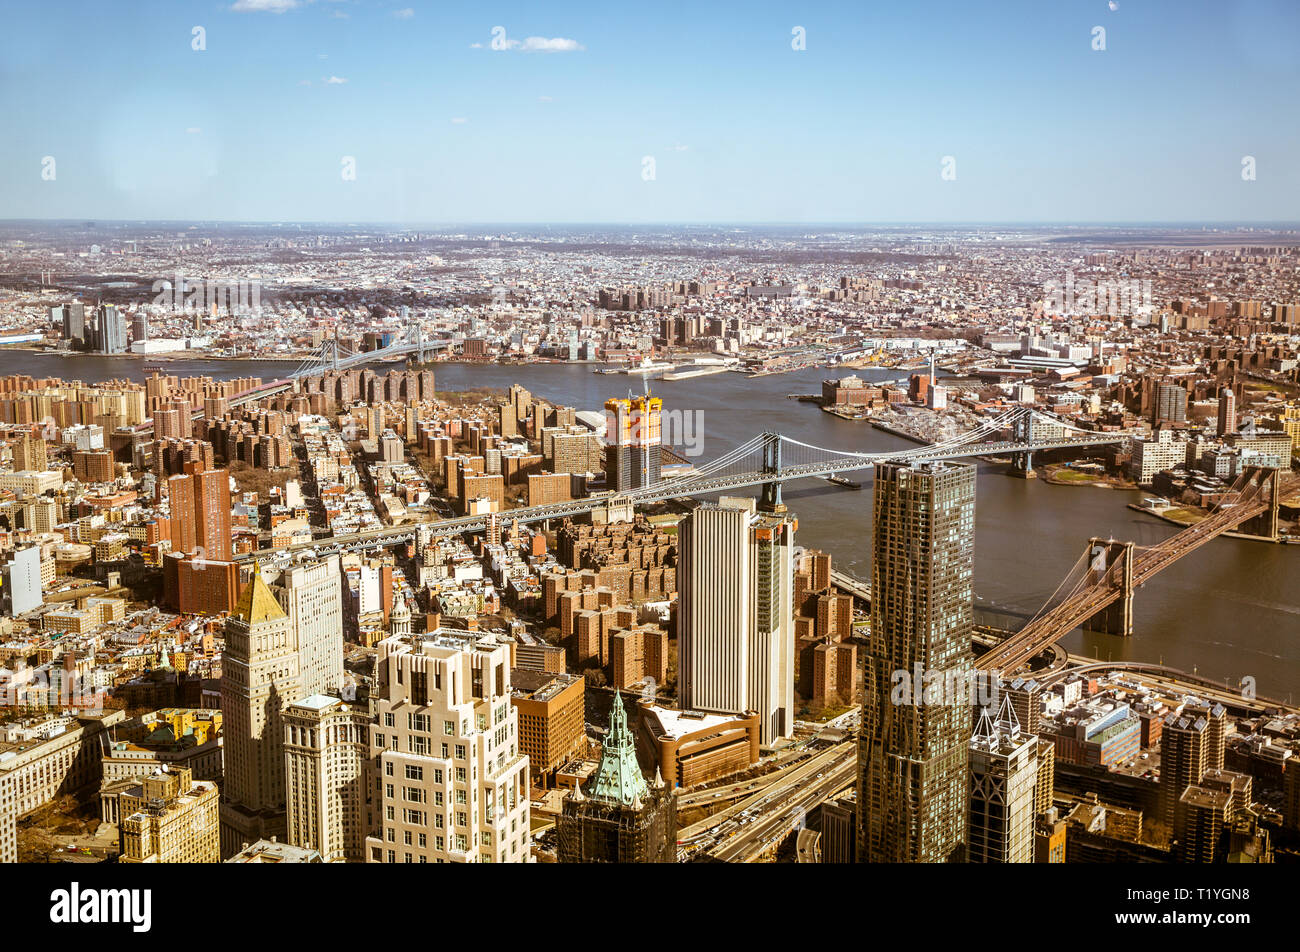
[364,629,531,864]
[677,497,796,745]
[284,695,369,862]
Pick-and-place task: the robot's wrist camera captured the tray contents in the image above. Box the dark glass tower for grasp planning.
[857,459,975,863]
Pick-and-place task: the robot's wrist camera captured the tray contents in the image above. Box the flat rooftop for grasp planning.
[644,706,744,741]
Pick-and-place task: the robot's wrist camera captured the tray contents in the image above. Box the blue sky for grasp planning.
[1,0,1298,223]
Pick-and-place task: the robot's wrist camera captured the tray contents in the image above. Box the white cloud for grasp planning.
[186,127,202,134]
[482,34,585,53]
[330,10,349,18]
[230,0,300,12]
[392,7,414,18]
[673,144,689,152]
[517,36,584,52]
[324,75,348,85]
[450,117,469,124]
[298,79,313,86]
[537,95,553,103]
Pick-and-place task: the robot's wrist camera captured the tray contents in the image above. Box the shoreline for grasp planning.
[1041,463,1136,491]
[1125,502,1284,544]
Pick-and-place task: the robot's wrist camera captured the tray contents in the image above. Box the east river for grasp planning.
[9,350,1299,699]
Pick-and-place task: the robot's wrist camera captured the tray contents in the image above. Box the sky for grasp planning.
[1,0,1298,224]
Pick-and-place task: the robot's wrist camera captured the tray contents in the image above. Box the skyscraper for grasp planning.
[275,555,344,698]
[678,502,750,719]
[604,394,661,492]
[968,697,1039,864]
[95,304,127,354]
[13,434,47,472]
[0,546,43,617]
[557,692,677,863]
[1217,385,1237,437]
[1154,381,1188,425]
[166,465,232,562]
[677,497,796,745]
[219,568,300,856]
[60,302,86,347]
[363,628,530,864]
[193,467,232,561]
[748,508,797,744]
[283,695,369,863]
[1160,702,1226,827]
[858,460,975,863]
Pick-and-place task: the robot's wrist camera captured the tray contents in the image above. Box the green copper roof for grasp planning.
[585,692,650,808]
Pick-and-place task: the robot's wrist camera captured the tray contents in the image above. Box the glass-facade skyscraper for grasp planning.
[858,459,975,863]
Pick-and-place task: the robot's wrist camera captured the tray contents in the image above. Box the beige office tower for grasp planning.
[364,629,531,864]
[119,767,220,864]
[679,503,751,718]
[284,695,369,863]
[858,460,975,863]
[220,568,300,857]
[276,555,344,698]
[678,498,796,745]
[968,698,1039,863]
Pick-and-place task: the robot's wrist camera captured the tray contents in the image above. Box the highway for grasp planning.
[677,741,855,862]
[706,747,856,863]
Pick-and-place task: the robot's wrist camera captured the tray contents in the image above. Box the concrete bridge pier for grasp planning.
[1082,538,1134,637]
[1010,450,1036,479]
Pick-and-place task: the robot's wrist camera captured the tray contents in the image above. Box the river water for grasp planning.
[9,350,1298,699]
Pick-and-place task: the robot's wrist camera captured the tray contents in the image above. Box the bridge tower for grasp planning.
[1009,408,1037,479]
[322,335,338,372]
[758,432,786,513]
[1082,538,1134,637]
[1236,466,1281,541]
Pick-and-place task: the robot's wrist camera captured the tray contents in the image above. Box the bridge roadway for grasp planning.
[830,569,871,602]
[235,432,1124,563]
[307,336,451,376]
[976,477,1271,675]
[129,333,453,434]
